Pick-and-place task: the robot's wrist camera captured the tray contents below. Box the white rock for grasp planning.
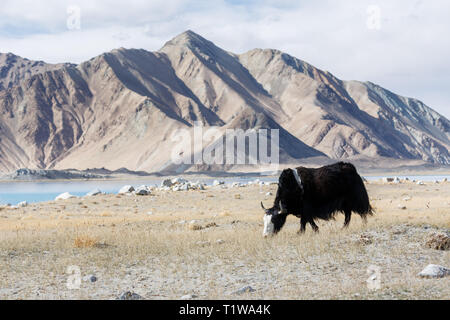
[171,177,187,185]
[213,180,225,186]
[135,185,150,195]
[442,178,448,183]
[216,239,225,244]
[266,192,273,196]
[86,189,102,197]
[418,264,450,278]
[398,205,407,210]
[146,211,153,215]
[18,201,28,207]
[118,185,134,194]
[403,196,412,201]
[381,177,394,183]
[55,192,77,200]
[179,183,190,191]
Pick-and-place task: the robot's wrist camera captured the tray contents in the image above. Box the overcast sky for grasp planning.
[0,0,449,118]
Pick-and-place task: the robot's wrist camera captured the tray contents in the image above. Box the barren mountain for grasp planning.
[0,30,448,173]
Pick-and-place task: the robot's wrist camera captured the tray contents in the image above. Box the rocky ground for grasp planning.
[0,178,449,300]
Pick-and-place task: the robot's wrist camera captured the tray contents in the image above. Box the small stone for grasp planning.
[418,264,450,278]
[83,275,97,282]
[117,291,143,300]
[402,196,411,201]
[425,233,450,250]
[398,205,407,210]
[266,192,272,196]
[416,181,424,185]
[146,211,153,215]
[216,239,225,244]
[381,177,394,183]
[181,294,198,300]
[234,286,255,295]
[234,194,241,199]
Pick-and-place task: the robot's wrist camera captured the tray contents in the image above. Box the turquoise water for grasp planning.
[0,175,448,205]
[0,176,276,205]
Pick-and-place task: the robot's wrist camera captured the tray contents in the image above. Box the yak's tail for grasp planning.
[352,173,374,217]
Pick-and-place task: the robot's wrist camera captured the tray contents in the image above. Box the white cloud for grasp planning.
[0,0,448,117]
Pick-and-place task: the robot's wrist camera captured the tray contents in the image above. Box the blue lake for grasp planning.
[0,175,448,205]
[0,176,276,205]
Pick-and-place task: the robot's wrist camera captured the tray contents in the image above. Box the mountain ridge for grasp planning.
[0,30,448,173]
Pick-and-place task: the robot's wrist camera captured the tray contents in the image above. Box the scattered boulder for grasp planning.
[381,177,394,183]
[18,201,28,208]
[425,233,450,250]
[118,185,134,194]
[161,179,174,187]
[266,192,272,196]
[171,177,188,185]
[86,189,102,197]
[135,185,151,195]
[117,291,143,300]
[398,205,407,210]
[55,192,77,201]
[418,264,450,278]
[231,182,245,188]
[213,180,225,186]
[416,181,425,185]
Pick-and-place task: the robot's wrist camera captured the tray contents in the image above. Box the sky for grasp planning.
[0,0,449,118]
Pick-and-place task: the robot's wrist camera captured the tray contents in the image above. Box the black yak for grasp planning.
[261,162,373,236]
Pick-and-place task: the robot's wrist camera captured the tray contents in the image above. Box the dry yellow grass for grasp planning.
[0,180,449,299]
[73,236,100,248]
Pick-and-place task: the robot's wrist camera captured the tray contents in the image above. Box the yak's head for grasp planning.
[261,201,288,237]
[261,169,303,237]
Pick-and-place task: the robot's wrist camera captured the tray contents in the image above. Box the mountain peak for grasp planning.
[160,30,213,51]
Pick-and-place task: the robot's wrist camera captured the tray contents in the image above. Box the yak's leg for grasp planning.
[308,218,319,233]
[298,218,307,234]
[343,210,351,228]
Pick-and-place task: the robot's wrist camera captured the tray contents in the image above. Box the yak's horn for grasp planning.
[261,202,266,210]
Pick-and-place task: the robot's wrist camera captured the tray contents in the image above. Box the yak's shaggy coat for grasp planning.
[262,162,373,235]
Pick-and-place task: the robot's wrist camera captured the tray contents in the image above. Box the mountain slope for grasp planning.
[0,30,448,173]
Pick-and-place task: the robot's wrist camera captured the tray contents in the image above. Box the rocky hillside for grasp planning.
[0,30,448,173]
